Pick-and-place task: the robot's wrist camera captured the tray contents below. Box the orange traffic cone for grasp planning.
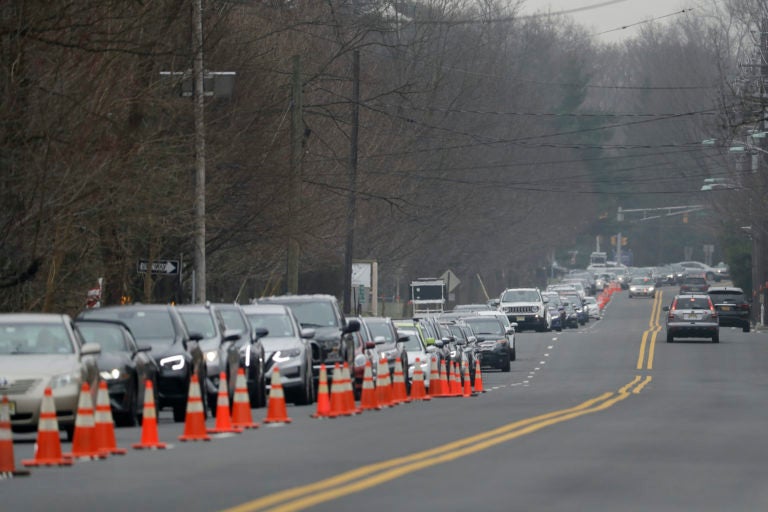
[342,363,360,414]
[22,388,72,467]
[359,360,380,411]
[231,368,259,429]
[462,360,473,398]
[263,366,292,424]
[450,362,462,396]
[94,380,126,456]
[208,372,242,434]
[0,395,30,477]
[311,364,331,419]
[327,364,349,418]
[474,359,485,394]
[375,358,393,407]
[427,357,441,397]
[65,383,107,460]
[392,358,410,404]
[439,360,450,397]
[409,358,430,401]
[132,380,166,450]
[179,374,211,442]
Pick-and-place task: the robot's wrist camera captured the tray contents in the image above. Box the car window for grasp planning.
[283,301,338,328]
[77,324,130,352]
[398,329,423,351]
[501,290,540,302]
[464,318,504,335]
[0,323,74,355]
[684,277,707,285]
[82,309,176,344]
[366,321,395,343]
[673,297,711,310]
[178,311,217,338]
[246,313,295,337]
[708,291,745,303]
[219,309,248,332]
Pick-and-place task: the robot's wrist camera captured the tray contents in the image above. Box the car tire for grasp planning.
[294,371,314,406]
[712,333,719,343]
[743,323,751,333]
[172,404,186,423]
[666,333,674,343]
[510,347,516,361]
[502,353,511,372]
[115,381,139,427]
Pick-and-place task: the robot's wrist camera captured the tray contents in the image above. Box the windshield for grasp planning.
[246,313,296,337]
[366,321,395,343]
[77,324,131,352]
[81,309,176,346]
[178,311,217,339]
[0,323,74,355]
[674,297,711,310]
[630,277,650,285]
[284,302,338,328]
[465,318,504,335]
[708,292,745,303]
[219,309,248,332]
[501,290,540,302]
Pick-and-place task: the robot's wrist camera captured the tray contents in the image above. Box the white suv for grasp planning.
[498,288,550,332]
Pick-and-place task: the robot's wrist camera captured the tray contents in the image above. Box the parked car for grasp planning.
[349,327,379,398]
[462,315,513,372]
[74,318,158,426]
[583,296,601,319]
[561,300,580,328]
[210,303,266,408]
[664,294,719,343]
[438,319,479,386]
[628,276,656,299]
[498,288,550,332]
[0,313,101,440]
[560,293,588,325]
[542,292,565,332]
[175,304,244,413]
[679,274,710,294]
[476,310,517,360]
[256,295,360,389]
[707,286,750,332]
[395,326,434,387]
[359,317,409,390]
[241,304,315,405]
[79,304,207,422]
[678,261,717,282]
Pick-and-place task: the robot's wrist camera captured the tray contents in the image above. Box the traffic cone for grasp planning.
[474,359,485,394]
[438,360,450,397]
[263,366,292,424]
[231,368,259,429]
[359,360,380,411]
[0,395,30,477]
[342,363,360,414]
[409,358,430,401]
[450,362,461,396]
[327,364,349,418]
[94,380,126,456]
[179,374,211,442]
[375,358,393,407]
[462,361,473,398]
[391,358,410,404]
[64,383,107,460]
[427,357,441,397]
[311,364,331,419]
[22,388,72,467]
[132,380,166,450]
[208,372,242,434]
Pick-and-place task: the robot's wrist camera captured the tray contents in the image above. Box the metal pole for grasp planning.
[192,0,206,303]
[343,50,360,314]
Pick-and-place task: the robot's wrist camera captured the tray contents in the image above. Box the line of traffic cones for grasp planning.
[1,395,30,477]
[65,382,107,460]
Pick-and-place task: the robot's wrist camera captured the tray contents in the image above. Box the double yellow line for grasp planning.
[223,380,650,512]
[636,290,664,370]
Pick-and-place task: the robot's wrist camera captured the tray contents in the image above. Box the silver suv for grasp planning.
[498,288,550,332]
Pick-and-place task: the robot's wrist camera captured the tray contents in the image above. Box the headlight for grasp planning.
[450,350,457,358]
[159,355,185,371]
[50,371,80,389]
[532,306,539,313]
[205,350,219,364]
[273,348,302,363]
[99,369,128,381]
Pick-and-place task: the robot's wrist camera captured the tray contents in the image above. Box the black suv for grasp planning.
[78,304,207,422]
[708,286,751,332]
[256,295,360,386]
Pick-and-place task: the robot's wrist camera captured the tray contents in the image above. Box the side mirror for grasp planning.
[254,327,269,340]
[137,345,152,353]
[543,297,550,303]
[343,319,361,334]
[374,336,387,345]
[80,342,101,356]
[365,341,377,350]
[434,340,444,348]
[510,322,518,329]
[662,306,670,311]
[475,336,485,343]
[222,329,241,343]
[456,338,466,346]
[188,332,204,342]
[505,327,515,335]
[300,327,315,339]
[397,334,409,342]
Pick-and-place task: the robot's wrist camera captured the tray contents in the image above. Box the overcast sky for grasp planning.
[519,0,693,42]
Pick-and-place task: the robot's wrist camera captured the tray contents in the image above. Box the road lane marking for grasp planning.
[636,291,663,370]
[222,379,648,512]
[633,376,652,394]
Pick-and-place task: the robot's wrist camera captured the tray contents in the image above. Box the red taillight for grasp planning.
[741,304,751,311]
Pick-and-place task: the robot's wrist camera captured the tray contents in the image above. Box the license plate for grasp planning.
[684,313,697,320]
[516,317,525,322]
[721,306,731,311]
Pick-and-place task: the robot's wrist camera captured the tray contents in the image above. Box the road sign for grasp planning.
[440,270,460,293]
[137,259,180,275]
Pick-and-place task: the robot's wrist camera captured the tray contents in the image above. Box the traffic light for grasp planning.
[610,235,617,246]
[621,236,628,246]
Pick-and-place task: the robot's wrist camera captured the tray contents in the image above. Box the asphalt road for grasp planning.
[5,288,768,511]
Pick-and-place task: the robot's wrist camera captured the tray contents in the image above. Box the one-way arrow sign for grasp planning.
[137,259,180,275]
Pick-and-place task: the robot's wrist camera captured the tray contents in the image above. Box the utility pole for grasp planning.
[343,50,360,314]
[287,56,303,294]
[192,0,206,303]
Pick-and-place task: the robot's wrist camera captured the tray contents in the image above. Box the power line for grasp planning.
[595,8,695,36]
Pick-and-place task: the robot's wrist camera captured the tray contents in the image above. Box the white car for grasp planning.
[396,327,433,387]
[628,277,656,298]
[678,261,717,281]
[583,296,602,319]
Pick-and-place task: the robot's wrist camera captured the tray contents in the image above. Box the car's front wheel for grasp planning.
[501,353,511,372]
[743,323,751,333]
[666,333,674,343]
[712,333,719,343]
